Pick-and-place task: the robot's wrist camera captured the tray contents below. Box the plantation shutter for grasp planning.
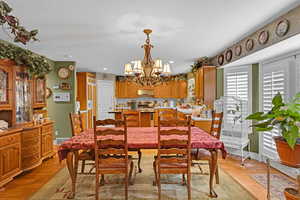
[224,66,251,130]
[261,58,290,159]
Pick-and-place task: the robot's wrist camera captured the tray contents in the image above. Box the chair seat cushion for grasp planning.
[191,148,211,160]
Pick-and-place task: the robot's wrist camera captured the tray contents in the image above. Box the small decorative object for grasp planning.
[258,30,269,45]
[276,19,289,37]
[190,56,211,72]
[0,1,38,44]
[68,65,75,71]
[58,67,71,79]
[53,92,70,102]
[234,45,242,56]
[45,87,52,98]
[245,38,254,51]
[247,92,300,167]
[217,54,224,65]
[225,49,233,62]
[59,82,71,90]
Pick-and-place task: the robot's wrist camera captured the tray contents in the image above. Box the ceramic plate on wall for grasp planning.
[234,45,242,56]
[225,49,233,62]
[246,39,254,51]
[276,19,289,37]
[258,30,269,45]
[218,54,224,65]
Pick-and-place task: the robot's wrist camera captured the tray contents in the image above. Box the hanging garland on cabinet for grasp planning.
[0,42,52,77]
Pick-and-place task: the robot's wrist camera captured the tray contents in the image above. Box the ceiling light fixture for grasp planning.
[123,29,172,86]
[103,67,108,71]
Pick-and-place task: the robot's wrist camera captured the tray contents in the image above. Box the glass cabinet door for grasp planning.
[0,66,12,108]
[15,71,32,123]
[33,77,46,107]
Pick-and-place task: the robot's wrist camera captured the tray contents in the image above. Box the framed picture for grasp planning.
[60,82,71,90]
[234,45,242,56]
[225,49,233,62]
[218,54,224,65]
[246,39,254,51]
[258,30,269,45]
[276,19,289,37]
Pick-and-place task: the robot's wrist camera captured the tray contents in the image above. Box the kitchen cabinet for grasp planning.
[76,72,97,129]
[115,79,187,99]
[0,63,13,110]
[33,77,46,108]
[195,66,216,106]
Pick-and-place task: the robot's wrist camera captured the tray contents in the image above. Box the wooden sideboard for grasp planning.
[0,121,55,187]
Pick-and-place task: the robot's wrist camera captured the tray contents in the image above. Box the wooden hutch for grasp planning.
[0,59,54,187]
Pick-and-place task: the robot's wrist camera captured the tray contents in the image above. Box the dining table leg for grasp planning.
[209,149,218,198]
[66,150,78,199]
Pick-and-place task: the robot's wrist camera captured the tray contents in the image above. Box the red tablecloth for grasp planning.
[58,127,227,161]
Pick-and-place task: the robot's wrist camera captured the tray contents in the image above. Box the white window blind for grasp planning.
[224,66,251,131]
[260,58,290,159]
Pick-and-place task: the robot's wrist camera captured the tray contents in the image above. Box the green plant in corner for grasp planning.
[246,92,300,149]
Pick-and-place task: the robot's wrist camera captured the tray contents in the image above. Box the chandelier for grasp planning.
[124,29,171,86]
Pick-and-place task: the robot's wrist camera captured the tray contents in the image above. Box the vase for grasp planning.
[274,136,300,168]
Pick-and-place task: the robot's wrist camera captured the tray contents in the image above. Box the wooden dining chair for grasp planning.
[153,116,192,200]
[93,117,134,200]
[122,110,141,127]
[69,112,94,173]
[122,110,143,172]
[191,111,223,184]
[159,109,178,121]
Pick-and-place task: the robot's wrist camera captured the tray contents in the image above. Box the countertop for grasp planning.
[0,120,54,137]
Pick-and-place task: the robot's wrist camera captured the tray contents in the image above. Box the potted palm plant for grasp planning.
[246,92,300,167]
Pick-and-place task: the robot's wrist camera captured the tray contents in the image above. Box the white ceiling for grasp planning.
[2,0,300,75]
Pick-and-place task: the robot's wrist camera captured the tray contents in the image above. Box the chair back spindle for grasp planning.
[210,111,223,139]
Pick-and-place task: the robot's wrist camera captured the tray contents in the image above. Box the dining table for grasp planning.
[58,126,227,199]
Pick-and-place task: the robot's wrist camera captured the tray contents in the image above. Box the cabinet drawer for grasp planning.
[22,136,40,148]
[22,152,41,169]
[22,128,40,141]
[22,144,40,157]
[0,133,20,147]
[42,124,53,134]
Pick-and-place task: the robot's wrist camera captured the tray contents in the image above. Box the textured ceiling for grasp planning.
[1,0,300,74]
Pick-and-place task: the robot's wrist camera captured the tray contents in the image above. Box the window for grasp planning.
[260,58,290,159]
[224,66,252,131]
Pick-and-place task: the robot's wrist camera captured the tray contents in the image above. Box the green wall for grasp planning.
[46,61,76,139]
[216,64,260,153]
[216,68,224,99]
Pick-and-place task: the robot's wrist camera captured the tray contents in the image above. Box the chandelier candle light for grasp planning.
[124,29,172,86]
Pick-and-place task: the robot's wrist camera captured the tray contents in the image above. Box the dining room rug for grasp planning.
[29,155,255,200]
[250,173,297,200]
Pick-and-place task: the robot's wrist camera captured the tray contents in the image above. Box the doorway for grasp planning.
[96,80,115,120]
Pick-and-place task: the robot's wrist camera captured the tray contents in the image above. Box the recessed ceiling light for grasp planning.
[103,67,108,71]
[169,61,174,64]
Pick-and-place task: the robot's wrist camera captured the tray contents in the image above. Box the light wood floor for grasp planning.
[0,150,296,200]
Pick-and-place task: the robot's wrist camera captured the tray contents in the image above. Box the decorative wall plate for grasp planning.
[225,49,233,62]
[276,19,289,37]
[46,87,52,98]
[258,30,269,45]
[57,67,71,79]
[218,54,224,65]
[234,45,242,56]
[246,39,254,51]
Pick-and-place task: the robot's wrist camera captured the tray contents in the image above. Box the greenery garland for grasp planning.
[0,42,52,76]
[190,57,211,72]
